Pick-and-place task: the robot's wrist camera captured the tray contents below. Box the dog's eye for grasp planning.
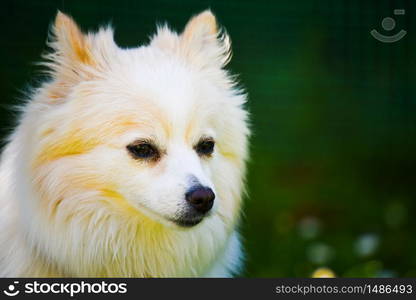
[195,139,215,156]
[127,142,159,160]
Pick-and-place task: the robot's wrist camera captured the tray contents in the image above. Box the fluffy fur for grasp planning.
[0,10,249,277]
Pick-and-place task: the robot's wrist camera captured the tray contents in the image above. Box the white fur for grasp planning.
[0,10,249,277]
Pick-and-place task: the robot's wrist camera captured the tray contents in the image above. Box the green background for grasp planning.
[1,0,415,277]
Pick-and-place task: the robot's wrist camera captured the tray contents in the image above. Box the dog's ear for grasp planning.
[53,11,95,66]
[180,10,232,69]
[43,11,116,100]
[42,12,96,100]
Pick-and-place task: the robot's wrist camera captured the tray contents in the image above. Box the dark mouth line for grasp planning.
[170,216,204,227]
[170,209,214,227]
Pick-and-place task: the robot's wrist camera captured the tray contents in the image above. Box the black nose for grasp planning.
[185,186,215,214]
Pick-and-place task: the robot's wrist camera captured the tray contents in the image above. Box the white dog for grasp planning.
[0,10,249,277]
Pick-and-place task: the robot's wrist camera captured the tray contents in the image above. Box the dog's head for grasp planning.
[26,11,249,232]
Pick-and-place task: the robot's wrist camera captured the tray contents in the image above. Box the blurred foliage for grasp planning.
[0,0,415,277]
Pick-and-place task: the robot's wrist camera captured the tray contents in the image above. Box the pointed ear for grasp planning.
[41,11,110,100]
[52,11,95,66]
[180,10,232,68]
[182,10,218,44]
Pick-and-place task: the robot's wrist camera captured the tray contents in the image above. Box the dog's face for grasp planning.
[70,61,228,228]
[26,11,248,233]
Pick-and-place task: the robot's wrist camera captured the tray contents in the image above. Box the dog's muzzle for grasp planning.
[174,185,215,227]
